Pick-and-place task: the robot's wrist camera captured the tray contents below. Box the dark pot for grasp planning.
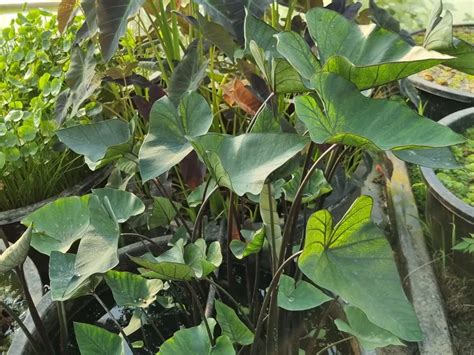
[406,25,474,121]
[8,236,171,355]
[420,108,474,269]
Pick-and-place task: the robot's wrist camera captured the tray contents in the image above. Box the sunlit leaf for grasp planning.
[74,322,124,355]
[0,226,32,272]
[215,300,254,345]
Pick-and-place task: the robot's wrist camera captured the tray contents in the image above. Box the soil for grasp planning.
[414,26,474,94]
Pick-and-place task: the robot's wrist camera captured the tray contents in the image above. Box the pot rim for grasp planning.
[420,107,474,222]
[0,167,111,226]
[406,24,474,103]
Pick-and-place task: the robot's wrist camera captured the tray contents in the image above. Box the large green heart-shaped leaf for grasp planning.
[304,8,451,89]
[215,300,254,345]
[49,252,102,301]
[295,73,464,150]
[159,319,235,355]
[298,196,422,342]
[277,275,332,311]
[191,133,309,196]
[139,93,212,182]
[97,0,146,62]
[92,188,145,223]
[57,119,131,163]
[48,196,121,300]
[0,226,32,272]
[335,306,405,350]
[105,270,163,308]
[23,196,91,256]
[74,322,124,355]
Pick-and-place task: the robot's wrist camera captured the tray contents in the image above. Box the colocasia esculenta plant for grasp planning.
[2,0,472,354]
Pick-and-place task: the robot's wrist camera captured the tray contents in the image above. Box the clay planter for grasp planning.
[406,25,474,121]
[420,108,474,270]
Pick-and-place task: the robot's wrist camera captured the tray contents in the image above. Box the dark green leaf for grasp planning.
[394,147,461,169]
[97,0,146,61]
[306,8,451,89]
[283,168,332,203]
[295,73,465,150]
[148,197,179,229]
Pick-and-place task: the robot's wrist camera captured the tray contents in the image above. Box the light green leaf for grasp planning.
[49,252,101,301]
[298,196,422,342]
[92,188,145,223]
[191,133,309,196]
[275,31,320,80]
[335,306,405,350]
[57,119,131,163]
[0,226,32,272]
[295,73,465,150]
[230,228,265,259]
[139,93,212,182]
[23,196,91,256]
[97,0,146,62]
[74,322,124,355]
[105,270,163,308]
[215,300,254,345]
[148,197,179,229]
[277,274,332,311]
[168,45,209,106]
[306,8,451,89]
[283,168,332,203]
[271,58,307,94]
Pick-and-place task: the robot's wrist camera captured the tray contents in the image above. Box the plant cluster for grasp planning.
[0,9,87,211]
[1,0,473,354]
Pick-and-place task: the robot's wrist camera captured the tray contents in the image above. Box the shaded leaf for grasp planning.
[168,44,208,106]
[394,147,461,169]
[97,0,146,62]
[295,73,465,150]
[277,274,332,311]
[298,196,423,341]
[283,168,332,203]
[335,306,405,350]
[148,197,179,229]
[0,226,32,272]
[105,270,163,307]
[74,322,124,355]
[215,300,254,345]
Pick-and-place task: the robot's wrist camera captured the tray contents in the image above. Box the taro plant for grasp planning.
[8,0,473,354]
[0,9,90,211]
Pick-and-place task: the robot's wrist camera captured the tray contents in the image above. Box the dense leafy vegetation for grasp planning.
[1,0,473,354]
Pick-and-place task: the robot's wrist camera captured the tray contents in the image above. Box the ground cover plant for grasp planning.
[1,0,474,354]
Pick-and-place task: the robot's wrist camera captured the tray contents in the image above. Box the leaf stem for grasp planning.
[184,282,215,346]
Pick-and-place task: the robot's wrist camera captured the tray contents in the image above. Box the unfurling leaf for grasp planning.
[0,226,32,272]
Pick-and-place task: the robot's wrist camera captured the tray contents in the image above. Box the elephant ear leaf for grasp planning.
[74,322,124,355]
[295,73,465,151]
[97,0,146,62]
[0,226,32,272]
[298,196,423,342]
[422,0,474,74]
[305,8,451,89]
